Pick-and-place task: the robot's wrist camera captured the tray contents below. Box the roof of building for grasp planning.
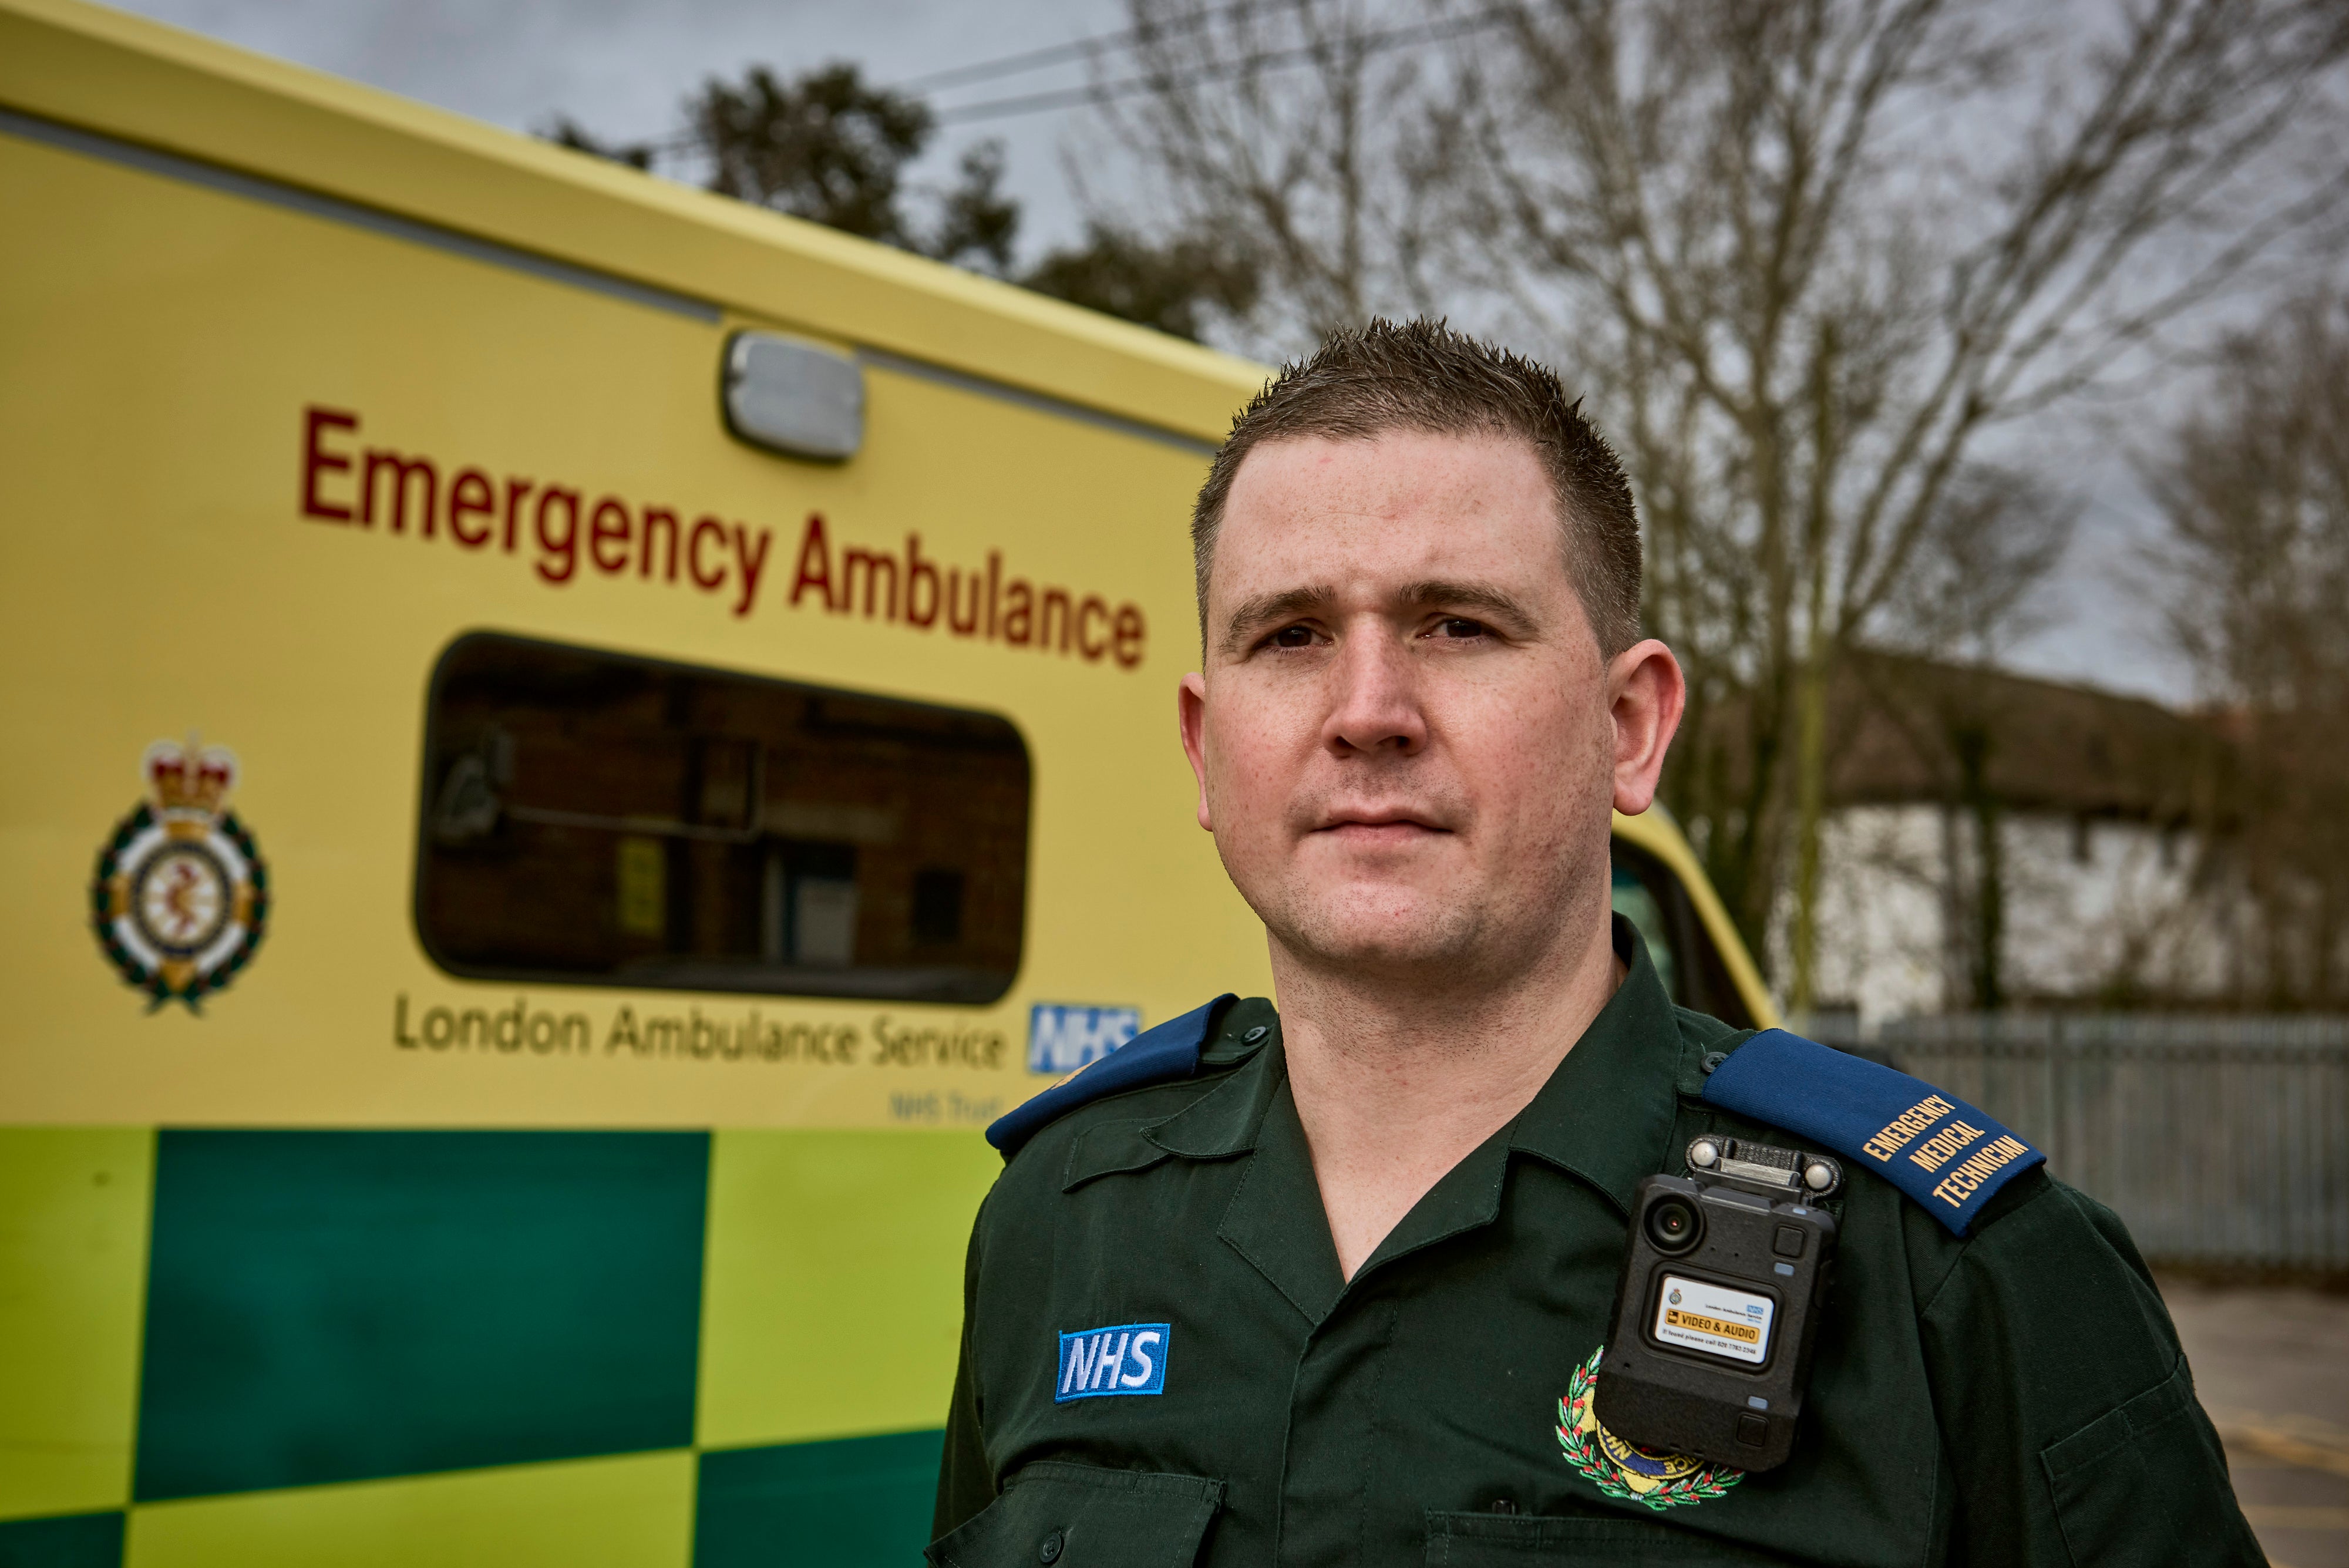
[1818,651,2220,823]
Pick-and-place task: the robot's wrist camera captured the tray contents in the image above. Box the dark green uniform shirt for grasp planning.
[932,926,2260,1566]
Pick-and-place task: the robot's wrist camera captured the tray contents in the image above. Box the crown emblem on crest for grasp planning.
[93,737,268,1012]
[146,738,238,816]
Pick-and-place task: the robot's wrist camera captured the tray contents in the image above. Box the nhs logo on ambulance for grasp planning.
[1056,1322,1169,1402]
[1028,1004,1141,1074]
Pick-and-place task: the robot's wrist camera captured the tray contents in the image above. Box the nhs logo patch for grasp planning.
[1055,1323,1169,1402]
[1028,1004,1141,1075]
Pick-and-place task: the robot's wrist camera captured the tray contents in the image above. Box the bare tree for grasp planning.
[1859,468,2074,1010]
[2151,293,2349,1005]
[1452,0,2349,1004]
[1081,0,1477,351]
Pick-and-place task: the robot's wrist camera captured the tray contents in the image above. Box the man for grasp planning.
[930,321,2257,1566]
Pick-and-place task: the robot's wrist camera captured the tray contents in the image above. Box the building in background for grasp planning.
[1782,654,2239,1028]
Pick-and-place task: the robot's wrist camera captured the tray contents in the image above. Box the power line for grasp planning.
[573,8,1505,167]
[932,8,1506,125]
[893,1,1272,93]
[896,37,1110,95]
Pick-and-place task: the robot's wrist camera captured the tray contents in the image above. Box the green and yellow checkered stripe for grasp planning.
[0,1127,1000,1566]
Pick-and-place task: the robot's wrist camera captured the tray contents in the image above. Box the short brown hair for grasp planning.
[1192,318,1642,655]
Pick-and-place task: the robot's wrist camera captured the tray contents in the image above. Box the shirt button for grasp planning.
[1701,1051,1728,1075]
[1489,1498,1518,1515]
[1243,1025,1268,1043]
[1039,1529,1065,1563]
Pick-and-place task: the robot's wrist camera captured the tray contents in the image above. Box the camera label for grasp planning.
[1651,1275,1775,1365]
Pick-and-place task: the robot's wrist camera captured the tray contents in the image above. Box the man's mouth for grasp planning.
[1314,810,1451,842]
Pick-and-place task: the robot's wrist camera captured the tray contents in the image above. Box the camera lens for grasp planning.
[1645,1196,1702,1253]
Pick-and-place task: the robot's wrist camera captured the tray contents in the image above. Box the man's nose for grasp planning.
[1321,623,1428,755]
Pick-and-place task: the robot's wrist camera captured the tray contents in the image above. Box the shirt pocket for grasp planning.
[1424,1510,1798,1566]
[2039,1354,2258,1565]
[927,1461,1225,1568]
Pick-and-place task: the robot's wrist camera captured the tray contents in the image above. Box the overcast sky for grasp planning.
[106,0,2200,703]
[109,0,1128,251]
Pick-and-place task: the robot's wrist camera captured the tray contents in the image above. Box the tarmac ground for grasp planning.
[2163,1276,2349,1568]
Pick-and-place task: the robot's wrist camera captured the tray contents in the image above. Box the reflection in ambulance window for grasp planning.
[416,634,1029,1003]
[1609,838,1755,1029]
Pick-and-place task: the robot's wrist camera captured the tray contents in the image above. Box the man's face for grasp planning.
[1179,430,1678,988]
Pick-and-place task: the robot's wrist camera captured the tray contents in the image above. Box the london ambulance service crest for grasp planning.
[1557,1344,1742,1510]
[90,739,269,1011]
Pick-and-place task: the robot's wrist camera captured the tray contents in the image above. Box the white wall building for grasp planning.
[1801,805,2232,1028]
[1767,654,2236,1029]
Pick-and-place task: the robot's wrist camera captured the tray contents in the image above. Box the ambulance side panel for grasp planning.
[0,49,1263,1568]
[0,4,1773,1560]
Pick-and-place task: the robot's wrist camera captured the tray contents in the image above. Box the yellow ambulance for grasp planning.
[0,2,1774,1562]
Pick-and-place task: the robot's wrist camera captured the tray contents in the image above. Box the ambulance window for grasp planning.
[416,634,1029,1003]
[1608,838,1754,1028]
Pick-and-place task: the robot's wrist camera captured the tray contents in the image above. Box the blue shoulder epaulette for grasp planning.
[1701,1029,2045,1237]
[985,995,1237,1158]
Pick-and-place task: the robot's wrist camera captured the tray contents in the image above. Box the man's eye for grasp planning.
[1267,624,1317,648]
[1432,617,1489,639]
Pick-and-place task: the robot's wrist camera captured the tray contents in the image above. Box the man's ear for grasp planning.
[1177,672,1214,832]
[1608,639,1686,815]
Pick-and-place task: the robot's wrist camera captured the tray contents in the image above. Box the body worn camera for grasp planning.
[1594,1137,1842,1472]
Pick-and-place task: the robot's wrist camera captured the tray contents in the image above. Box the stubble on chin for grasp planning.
[1243,862,1508,989]
[1232,800,1614,1000]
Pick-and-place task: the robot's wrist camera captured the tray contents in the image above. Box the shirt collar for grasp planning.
[1506,914,1691,1217]
[1142,914,1689,1202]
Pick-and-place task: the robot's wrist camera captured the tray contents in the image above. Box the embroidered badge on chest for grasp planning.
[1557,1345,1742,1509]
[1055,1323,1169,1401]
